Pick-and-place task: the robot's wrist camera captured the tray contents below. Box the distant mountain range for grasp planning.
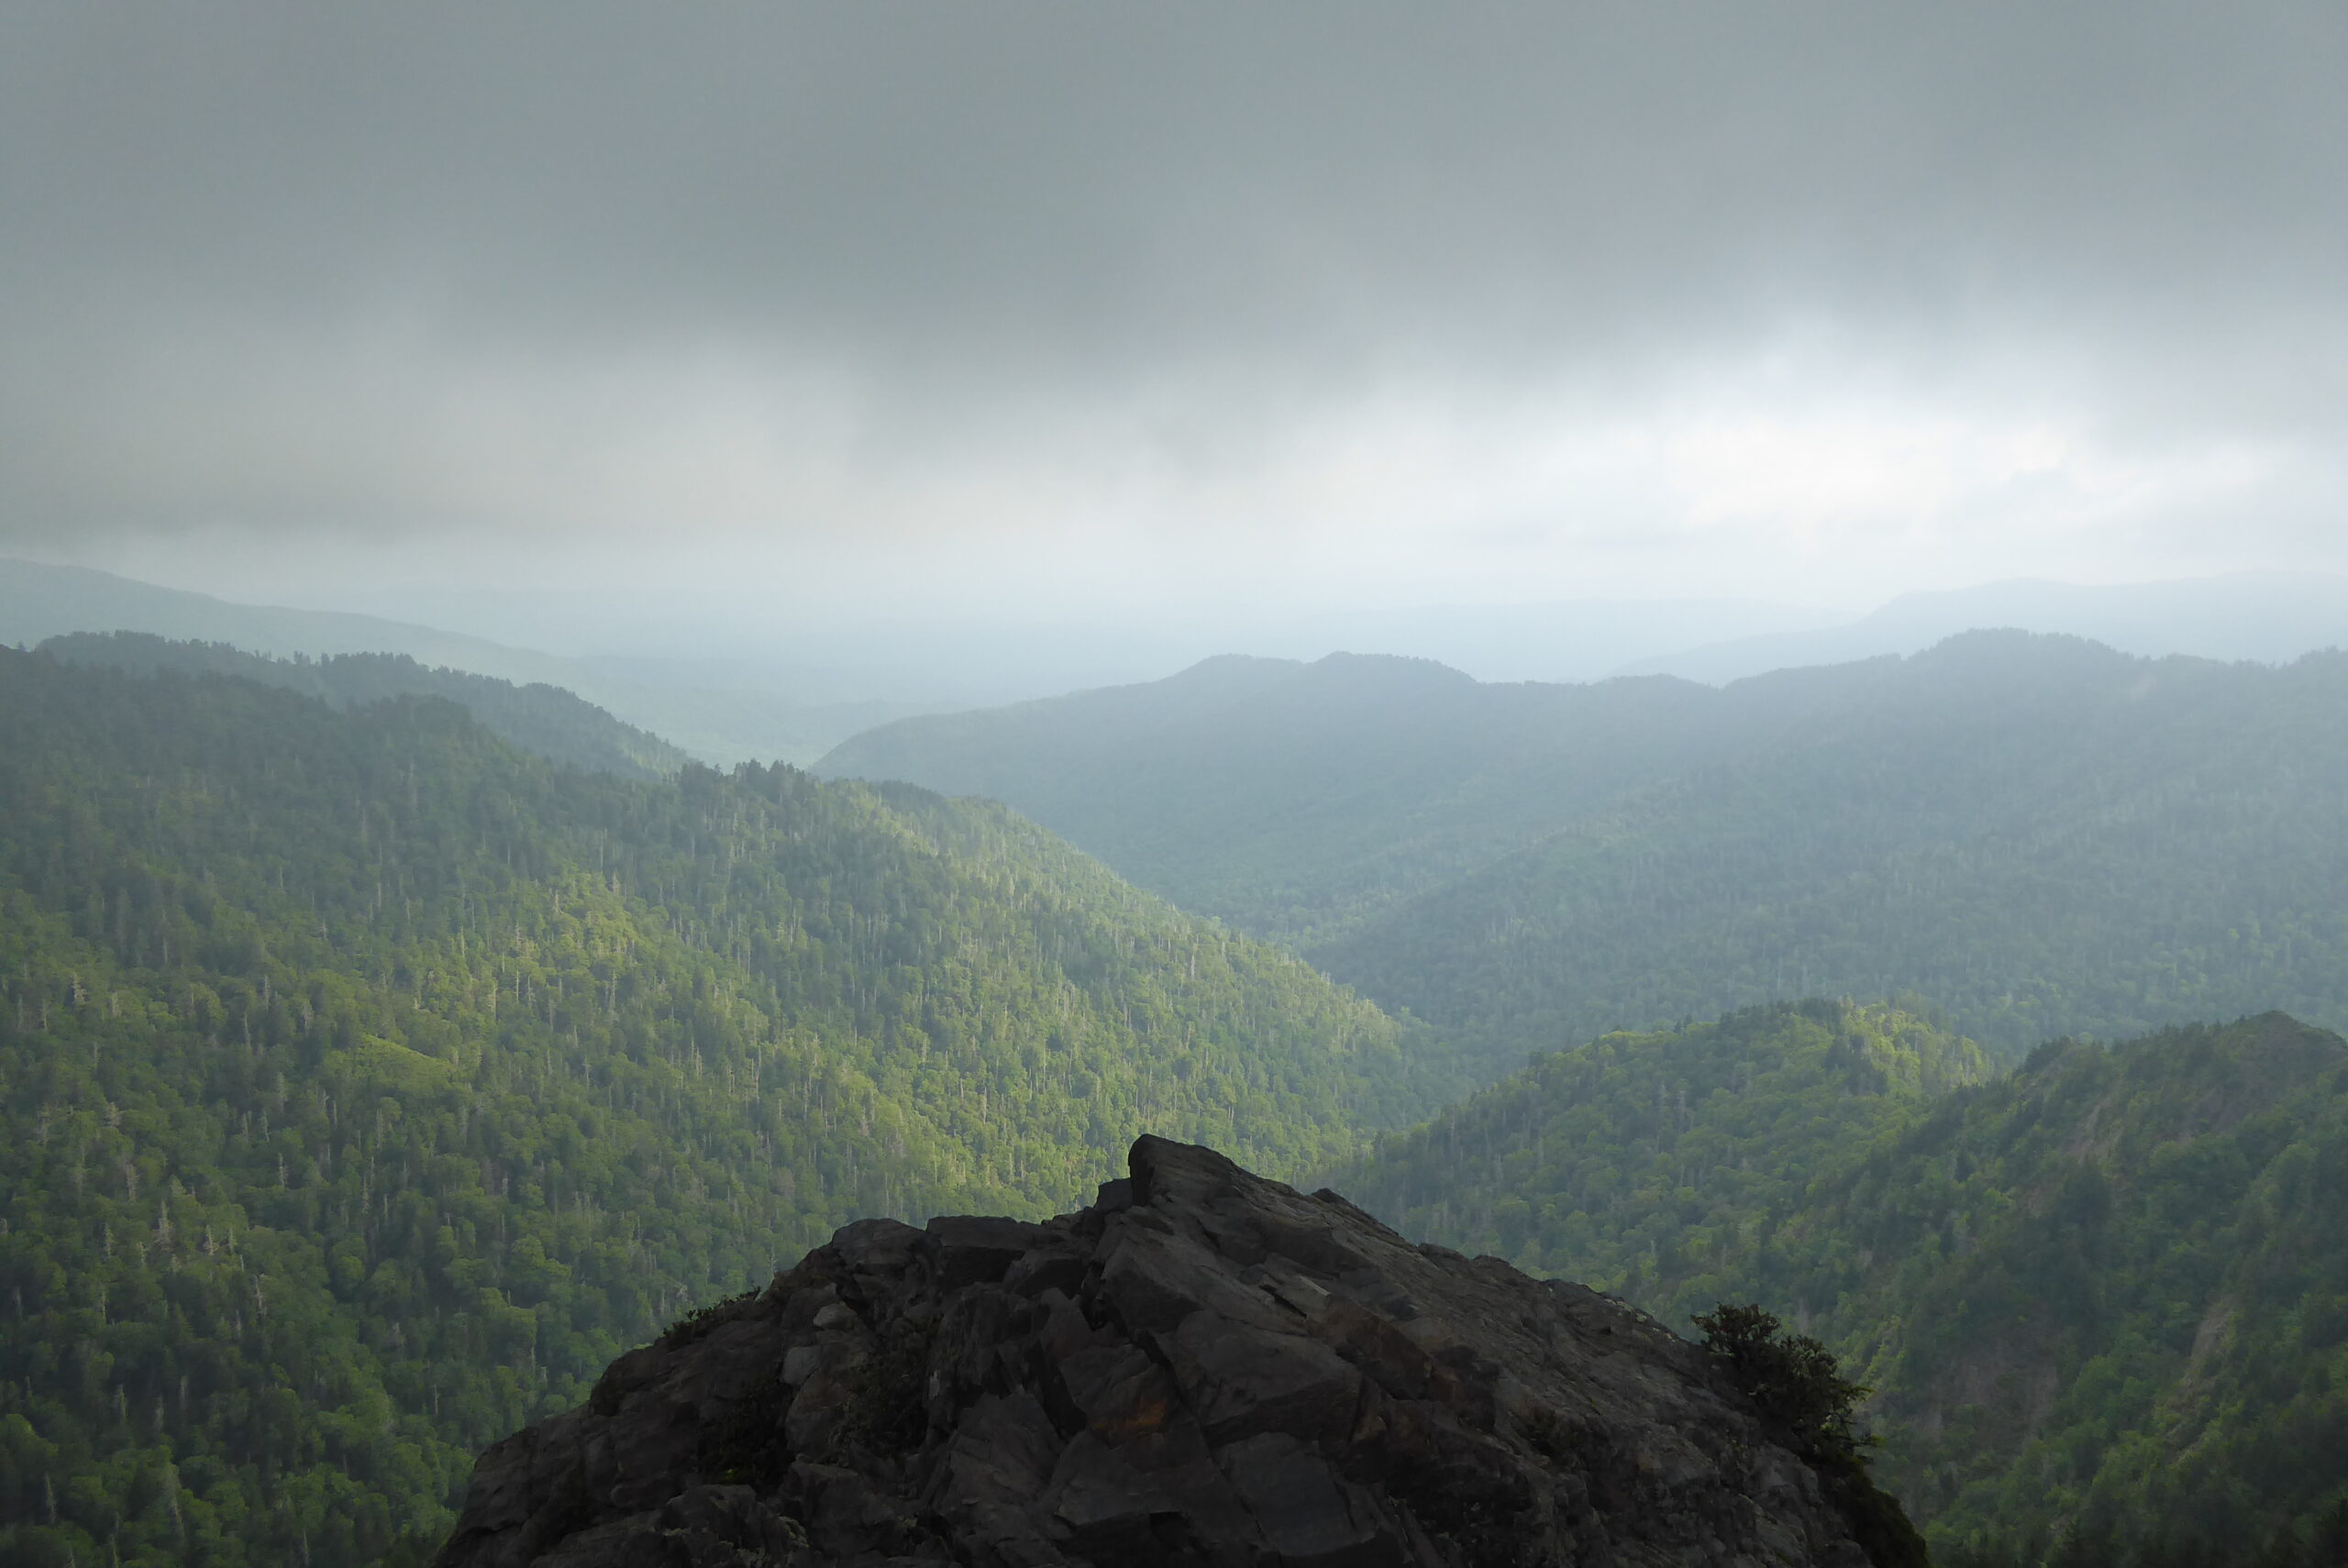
[824,632,2348,1071]
[1616,571,2348,683]
[40,632,694,779]
[818,649,1790,944]
[0,558,942,765]
[17,558,2348,762]
[1154,595,1844,683]
[317,580,1846,689]
[335,573,2348,692]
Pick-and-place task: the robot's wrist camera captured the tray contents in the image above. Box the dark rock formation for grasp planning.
[431,1137,1922,1566]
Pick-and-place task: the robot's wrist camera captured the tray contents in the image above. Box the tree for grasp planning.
[1693,1302,1871,1460]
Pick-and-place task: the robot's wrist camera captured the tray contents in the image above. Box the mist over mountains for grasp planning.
[26,551,2348,1074]
[15,555,2348,759]
[8,563,2348,1564]
[823,631,2348,1070]
[13,6,2348,1562]
[0,559,941,767]
[42,633,693,781]
[321,580,1846,689]
[1620,572,2348,684]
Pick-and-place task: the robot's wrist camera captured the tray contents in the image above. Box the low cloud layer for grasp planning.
[5,2,2343,624]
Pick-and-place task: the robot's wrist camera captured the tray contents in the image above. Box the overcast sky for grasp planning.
[4,2,2344,635]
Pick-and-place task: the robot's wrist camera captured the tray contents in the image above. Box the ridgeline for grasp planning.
[0,647,1446,1567]
[823,634,2348,1073]
[1339,1003,2348,1564]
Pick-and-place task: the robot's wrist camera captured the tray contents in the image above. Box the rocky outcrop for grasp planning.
[430,1137,1922,1567]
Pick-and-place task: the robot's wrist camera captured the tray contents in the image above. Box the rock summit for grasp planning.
[431,1136,1919,1566]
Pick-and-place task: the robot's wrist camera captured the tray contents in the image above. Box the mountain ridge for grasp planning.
[824,631,2348,1069]
[1615,572,2348,685]
[0,646,1449,1567]
[1335,1004,2348,1564]
[0,558,941,765]
[39,632,693,780]
[1319,633,2348,1058]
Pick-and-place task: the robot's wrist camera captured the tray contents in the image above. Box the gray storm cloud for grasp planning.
[3,1,2343,604]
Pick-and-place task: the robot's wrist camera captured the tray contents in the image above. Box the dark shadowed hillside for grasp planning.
[1755,1012,2348,1565]
[827,633,2348,1071]
[1331,1000,1994,1301]
[818,649,1871,947]
[1339,1007,2348,1565]
[1321,635,2348,1061]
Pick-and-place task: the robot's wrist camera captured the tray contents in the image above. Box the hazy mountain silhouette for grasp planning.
[41,631,694,779]
[1616,572,2348,683]
[825,631,2348,1071]
[0,558,942,764]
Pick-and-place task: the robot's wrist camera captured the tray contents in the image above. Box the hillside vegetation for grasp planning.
[817,649,1841,946]
[0,558,938,767]
[1321,635,2348,1063]
[0,649,1444,1568]
[41,633,692,779]
[1335,1004,2348,1565]
[825,633,2348,1067]
[1332,999,1993,1300]
[1769,1012,2348,1566]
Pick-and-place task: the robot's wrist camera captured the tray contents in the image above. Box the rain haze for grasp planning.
[17,15,2348,1558]
[3,1,2345,674]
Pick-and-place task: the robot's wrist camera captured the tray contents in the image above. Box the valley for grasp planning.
[17,12,2347,1562]
[1,632,2343,1567]
[1341,1002,2348,1562]
[824,632,2348,1073]
[0,647,1445,1565]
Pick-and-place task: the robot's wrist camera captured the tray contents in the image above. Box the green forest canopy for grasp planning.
[823,633,2348,1071]
[39,631,692,781]
[10,635,2347,1568]
[1332,1002,2348,1565]
[0,647,1450,1568]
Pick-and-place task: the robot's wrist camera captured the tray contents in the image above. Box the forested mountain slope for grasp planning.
[1772,1012,2348,1565]
[1335,1005,2348,1565]
[0,558,936,767]
[1322,635,2348,1060]
[1331,999,1993,1301]
[0,649,1444,1568]
[829,631,2348,1067]
[41,633,692,779]
[817,649,1866,944]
